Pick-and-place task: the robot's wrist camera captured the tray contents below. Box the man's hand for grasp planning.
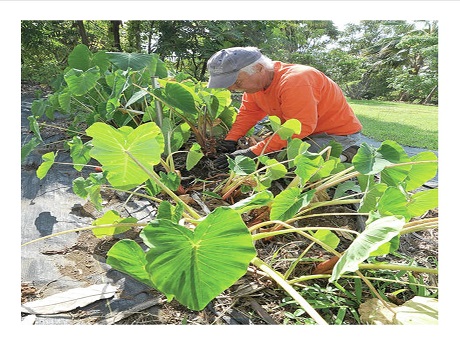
[213,148,257,170]
[216,140,237,153]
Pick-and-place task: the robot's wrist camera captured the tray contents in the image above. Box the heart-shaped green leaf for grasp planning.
[64,67,100,96]
[106,239,154,288]
[270,188,315,221]
[154,81,197,115]
[68,44,92,71]
[106,52,155,71]
[86,122,164,190]
[140,207,256,311]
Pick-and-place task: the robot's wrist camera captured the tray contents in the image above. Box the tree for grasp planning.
[363,20,438,103]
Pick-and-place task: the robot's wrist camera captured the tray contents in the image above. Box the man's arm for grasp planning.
[225,93,268,142]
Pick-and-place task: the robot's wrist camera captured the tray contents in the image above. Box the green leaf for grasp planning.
[58,91,72,114]
[270,188,314,221]
[310,159,338,182]
[27,115,43,142]
[186,143,204,170]
[358,183,387,213]
[286,138,311,168]
[36,152,56,179]
[377,187,412,221]
[149,53,168,78]
[68,44,92,71]
[141,207,256,310]
[106,52,155,71]
[64,67,100,96]
[259,157,288,181]
[333,180,361,199]
[313,229,340,250]
[92,51,110,73]
[294,154,323,184]
[106,239,154,288]
[156,201,184,224]
[125,89,149,108]
[86,122,164,190]
[159,171,181,191]
[30,99,48,119]
[407,189,438,218]
[353,141,410,175]
[369,236,400,257]
[329,216,405,282]
[269,116,301,140]
[21,137,40,163]
[92,210,138,238]
[229,155,257,175]
[229,190,274,214]
[72,172,107,211]
[68,136,92,171]
[154,81,198,115]
[404,152,438,191]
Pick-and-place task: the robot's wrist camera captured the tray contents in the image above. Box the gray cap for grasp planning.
[207,47,262,88]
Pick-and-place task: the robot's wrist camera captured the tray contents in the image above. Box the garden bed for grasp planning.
[21,87,438,325]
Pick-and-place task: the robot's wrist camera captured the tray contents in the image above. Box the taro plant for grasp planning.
[23,45,438,324]
[30,114,438,324]
[24,44,237,179]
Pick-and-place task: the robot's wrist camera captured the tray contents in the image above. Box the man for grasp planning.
[207,46,363,169]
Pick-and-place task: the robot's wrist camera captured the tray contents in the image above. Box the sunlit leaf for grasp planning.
[378,187,411,221]
[269,116,301,140]
[68,136,92,171]
[404,152,438,191]
[330,216,405,282]
[86,122,164,190]
[294,154,323,184]
[407,189,438,218]
[92,210,138,238]
[106,239,154,288]
[229,155,257,175]
[64,67,100,96]
[270,188,314,221]
[140,207,256,310]
[313,229,340,250]
[156,201,184,224]
[106,52,155,71]
[229,190,274,214]
[186,143,204,170]
[36,152,56,180]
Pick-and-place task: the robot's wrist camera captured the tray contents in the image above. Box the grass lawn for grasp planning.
[348,99,438,151]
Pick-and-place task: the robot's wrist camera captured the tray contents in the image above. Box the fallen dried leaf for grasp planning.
[21,283,118,315]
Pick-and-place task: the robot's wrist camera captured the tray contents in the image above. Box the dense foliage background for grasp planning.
[21,20,438,104]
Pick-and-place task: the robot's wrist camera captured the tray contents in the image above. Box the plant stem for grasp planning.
[401,217,438,235]
[124,150,201,220]
[251,257,328,325]
[21,222,145,247]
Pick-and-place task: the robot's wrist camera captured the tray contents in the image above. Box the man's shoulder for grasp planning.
[276,62,323,86]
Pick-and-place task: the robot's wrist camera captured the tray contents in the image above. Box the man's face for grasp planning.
[227,67,265,94]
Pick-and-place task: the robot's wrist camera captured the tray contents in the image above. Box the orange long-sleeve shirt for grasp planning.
[225,61,362,155]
